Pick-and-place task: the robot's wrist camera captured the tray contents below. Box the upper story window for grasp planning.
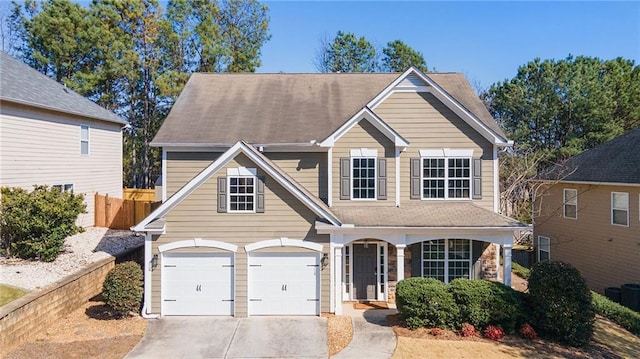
[611,192,629,226]
[411,149,481,201]
[563,189,577,219]
[80,125,89,155]
[352,157,376,199]
[217,167,264,214]
[340,149,387,201]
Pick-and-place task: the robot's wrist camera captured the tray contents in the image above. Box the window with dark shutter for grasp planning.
[217,177,227,213]
[340,158,350,200]
[377,158,387,200]
[472,158,482,199]
[410,158,421,199]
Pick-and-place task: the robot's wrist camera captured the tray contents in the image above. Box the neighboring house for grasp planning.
[534,127,640,293]
[0,52,125,227]
[133,68,527,317]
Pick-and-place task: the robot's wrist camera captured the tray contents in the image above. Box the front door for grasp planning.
[353,244,377,300]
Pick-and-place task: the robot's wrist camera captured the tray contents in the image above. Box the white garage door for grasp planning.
[162,252,234,315]
[249,252,320,315]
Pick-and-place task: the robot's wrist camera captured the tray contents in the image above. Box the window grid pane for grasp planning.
[352,157,376,199]
[612,192,629,225]
[422,240,445,281]
[229,176,254,211]
[563,189,577,218]
[422,157,470,199]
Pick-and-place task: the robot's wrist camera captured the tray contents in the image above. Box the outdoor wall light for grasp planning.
[321,253,329,268]
[151,254,158,269]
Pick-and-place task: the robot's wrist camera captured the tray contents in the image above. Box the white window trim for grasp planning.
[342,242,387,301]
[421,239,473,283]
[52,183,74,192]
[227,167,257,213]
[538,236,550,262]
[563,188,577,219]
[350,156,377,201]
[421,157,472,200]
[80,124,89,155]
[611,192,629,227]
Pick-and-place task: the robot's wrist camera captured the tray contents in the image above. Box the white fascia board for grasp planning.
[134,140,342,231]
[315,223,530,235]
[368,67,510,146]
[543,180,640,188]
[318,107,409,148]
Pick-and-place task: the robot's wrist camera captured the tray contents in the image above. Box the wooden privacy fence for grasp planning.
[123,188,156,201]
[95,193,160,229]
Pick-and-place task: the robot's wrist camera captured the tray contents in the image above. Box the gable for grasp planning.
[133,141,340,232]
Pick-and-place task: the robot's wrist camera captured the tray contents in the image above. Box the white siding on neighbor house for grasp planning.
[0,102,123,227]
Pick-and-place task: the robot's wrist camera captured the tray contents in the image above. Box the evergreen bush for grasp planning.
[396,277,459,329]
[528,261,594,346]
[102,261,143,318]
[0,185,85,261]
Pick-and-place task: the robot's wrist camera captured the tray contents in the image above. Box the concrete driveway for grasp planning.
[125,316,328,359]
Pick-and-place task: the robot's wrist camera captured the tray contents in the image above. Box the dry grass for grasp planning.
[0,284,28,307]
[2,296,147,359]
[324,313,353,356]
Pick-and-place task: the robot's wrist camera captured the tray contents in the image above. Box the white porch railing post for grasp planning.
[334,244,343,315]
[503,244,512,288]
[396,244,406,282]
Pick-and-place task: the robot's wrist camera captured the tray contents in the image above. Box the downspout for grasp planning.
[141,232,160,319]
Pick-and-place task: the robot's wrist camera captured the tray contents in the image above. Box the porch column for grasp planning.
[503,244,512,288]
[396,244,406,282]
[334,244,343,315]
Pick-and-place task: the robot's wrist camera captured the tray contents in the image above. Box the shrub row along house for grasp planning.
[133,68,528,317]
[0,52,125,227]
[534,127,640,293]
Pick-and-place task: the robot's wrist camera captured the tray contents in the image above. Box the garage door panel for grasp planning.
[162,252,234,316]
[248,252,320,316]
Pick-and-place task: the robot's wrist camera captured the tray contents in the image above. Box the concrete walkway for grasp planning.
[332,305,397,359]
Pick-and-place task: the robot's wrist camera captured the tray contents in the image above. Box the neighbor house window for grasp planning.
[52,183,74,192]
[538,236,550,262]
[422,239,471,283]
[611,192,629,226]
[563,189,577,219]
[80,125,89,155]
[227,167,257,212]
[352,157,376,199]
[422,158,470,199]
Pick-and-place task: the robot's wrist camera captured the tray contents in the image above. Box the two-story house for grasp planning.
[0,52,125,227]
[133,68,526,317]
[534,127,640,293]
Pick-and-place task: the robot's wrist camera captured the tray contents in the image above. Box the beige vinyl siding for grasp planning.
[0,102,122,227]
[151,153,330,316]
[331,120,396,207]
[534,183,640,293]
[266,152,327,201]
[373,91,495,210]
[165,152,222,197]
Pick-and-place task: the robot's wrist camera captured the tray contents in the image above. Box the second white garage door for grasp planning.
[248,252,320,315]
[162,252,234,316]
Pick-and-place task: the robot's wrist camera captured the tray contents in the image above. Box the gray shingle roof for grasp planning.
[0,52,125,125]
[332,202,525,228]
[543,127,640,184]
[151,71,506,146]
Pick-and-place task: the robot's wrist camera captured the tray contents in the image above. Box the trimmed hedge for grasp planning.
[449,279,524,333]
[592,291,640,336]
[396,277,459,329]
[102,261,143,318]
[528,261,594,347]
[511,262,531,279]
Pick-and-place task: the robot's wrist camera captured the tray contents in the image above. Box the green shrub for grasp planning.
[0,186,86,262]
[396,277,459,329]
[449,279,525,333]
[102,261,143,318]
[592,291,640,336]
[528,261,594,346]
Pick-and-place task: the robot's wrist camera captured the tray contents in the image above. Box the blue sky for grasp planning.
[257,1,640,88]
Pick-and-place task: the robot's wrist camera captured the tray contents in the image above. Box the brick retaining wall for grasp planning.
[0,244,144,354]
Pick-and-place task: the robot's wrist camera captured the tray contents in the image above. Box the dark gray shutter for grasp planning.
[217,177,227,213]
[410,243,422,277]
[256,176,265,213]
[410,158,421,199]
[340,158,350,200]
[472,158,482,199]
[377,158,387,200]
